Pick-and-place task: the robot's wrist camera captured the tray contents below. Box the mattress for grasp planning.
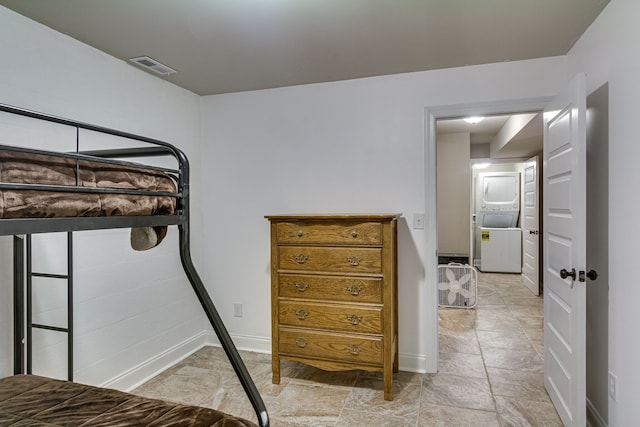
[0,149,176,219]
[0,375,257,426]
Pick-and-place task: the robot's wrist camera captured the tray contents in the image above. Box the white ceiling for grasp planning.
[437,116,511,145]
[2,0,607,159]
[438,113,544,160]
[0,0,609,96]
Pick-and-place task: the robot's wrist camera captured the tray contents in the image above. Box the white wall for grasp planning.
[0,7,206,387]
[566,0,640,424]
[200,56,567,371]
[586,83,609,426]
[437,132,470,257]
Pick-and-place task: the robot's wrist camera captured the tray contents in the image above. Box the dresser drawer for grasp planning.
[279,274,382,303]
[278,246,382,274]
[279,301,382,334]
[276,221,382,245]
[279,328,383,365]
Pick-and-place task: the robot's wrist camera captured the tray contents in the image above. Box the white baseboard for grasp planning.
[587,397,607,427]
[225,333,271,354]
[102,331,211,391]
[102,330,429,392]
[398,352,428,373]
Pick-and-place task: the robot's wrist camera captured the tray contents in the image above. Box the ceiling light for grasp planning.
[464,116,484,124]
[129,56,176,75]
[472,162,491,169]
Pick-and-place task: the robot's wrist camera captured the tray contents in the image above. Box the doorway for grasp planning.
[436,112,543,284]
[427,90,609,425]
[434,110,552,423]
[424,98,551,375]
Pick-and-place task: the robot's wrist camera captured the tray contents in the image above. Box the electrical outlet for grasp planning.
[608,371,617,401]
[413,213,425,230]
[233,303,243,317]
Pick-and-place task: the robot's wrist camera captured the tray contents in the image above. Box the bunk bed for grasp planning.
[0,104,269,427]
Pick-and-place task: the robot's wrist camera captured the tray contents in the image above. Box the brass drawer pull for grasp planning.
[294,282,309,292]
[346,285,363,296]
[347,256,361,266]
[295,338,308,348]
[295,310,309,320]
[347,345,361,356]
[351,230,358,238]
[346,314,362,325]
[294,254,309,264]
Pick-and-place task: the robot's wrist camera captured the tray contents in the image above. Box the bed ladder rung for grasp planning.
[31,324,70,333]
[31,272,69,279]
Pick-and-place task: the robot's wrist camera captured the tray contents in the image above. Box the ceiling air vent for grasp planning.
[129,56,176,75]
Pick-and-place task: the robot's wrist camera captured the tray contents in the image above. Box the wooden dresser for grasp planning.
[265,214,400,400]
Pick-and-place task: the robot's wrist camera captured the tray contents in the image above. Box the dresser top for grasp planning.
[265,213,401,221]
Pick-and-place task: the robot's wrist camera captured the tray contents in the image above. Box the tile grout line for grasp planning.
[476,274,503,424]
[416,369,424,427]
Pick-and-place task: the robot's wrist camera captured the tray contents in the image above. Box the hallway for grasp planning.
[436,271,560,425]
[133,272,562,426]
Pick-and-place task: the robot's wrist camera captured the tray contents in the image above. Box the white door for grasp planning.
[543,73,587,426]
[470,172,475,266]
[522,155,540,295]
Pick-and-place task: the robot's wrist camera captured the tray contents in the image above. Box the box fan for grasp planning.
[438,263,477,308]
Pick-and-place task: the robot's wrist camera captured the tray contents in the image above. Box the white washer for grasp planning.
[477,172,520,228]
[479,227,522,273]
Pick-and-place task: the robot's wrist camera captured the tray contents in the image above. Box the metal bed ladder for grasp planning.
[13,233,74,381]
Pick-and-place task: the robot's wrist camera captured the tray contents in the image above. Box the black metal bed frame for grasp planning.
[0,104,269,427]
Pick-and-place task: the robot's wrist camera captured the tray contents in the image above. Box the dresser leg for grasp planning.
[383,368,393,401]
[272,357,281,384]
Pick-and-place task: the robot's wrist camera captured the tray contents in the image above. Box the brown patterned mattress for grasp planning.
[0,149,176,219]
[0,375,257,426]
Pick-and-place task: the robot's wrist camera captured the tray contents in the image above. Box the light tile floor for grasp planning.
[133,272,562,426]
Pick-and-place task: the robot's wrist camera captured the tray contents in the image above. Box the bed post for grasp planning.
[175,150,269,427]
[13,235,24,375]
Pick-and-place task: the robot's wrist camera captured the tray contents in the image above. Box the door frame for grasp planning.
[522,155,541,295]
[424,97,551,372]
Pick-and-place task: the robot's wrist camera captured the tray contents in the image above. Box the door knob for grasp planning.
[586,269,599,280]
[560,268,576,280]
[529,230,539,235]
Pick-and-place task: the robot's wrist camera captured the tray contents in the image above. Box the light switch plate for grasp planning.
[233,303,243,317]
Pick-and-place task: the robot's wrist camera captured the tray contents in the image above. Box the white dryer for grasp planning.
[477,172,522,273]
[477,172,520,228]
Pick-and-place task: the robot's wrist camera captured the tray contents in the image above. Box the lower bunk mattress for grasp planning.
[0,375,256,426]
[0,150,176,219]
